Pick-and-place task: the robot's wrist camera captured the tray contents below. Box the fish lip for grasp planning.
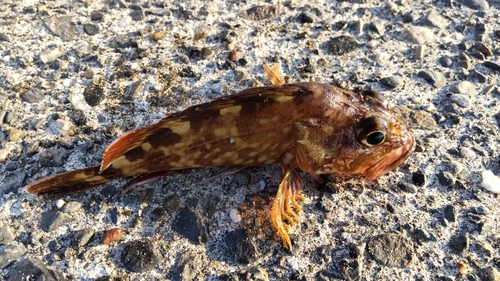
[362,134,415,180]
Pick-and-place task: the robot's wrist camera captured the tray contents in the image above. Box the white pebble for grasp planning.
[481,170,500,193]
[460,147,475,158]
[55,199,66,209]
[229,209,241,223]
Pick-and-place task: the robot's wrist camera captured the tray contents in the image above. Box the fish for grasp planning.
[26,63,415,249]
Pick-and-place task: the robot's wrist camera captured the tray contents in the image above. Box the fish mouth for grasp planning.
[362,133,415,180]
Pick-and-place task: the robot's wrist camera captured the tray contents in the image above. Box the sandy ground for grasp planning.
[1,0,500,280]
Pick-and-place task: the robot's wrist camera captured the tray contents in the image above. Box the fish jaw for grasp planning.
[361,130,415,180]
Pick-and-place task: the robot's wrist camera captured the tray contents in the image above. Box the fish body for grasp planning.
[26,82,414,249]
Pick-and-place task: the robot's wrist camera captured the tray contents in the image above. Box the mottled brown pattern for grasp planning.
[144,127,182,149]
[125,146,147,162]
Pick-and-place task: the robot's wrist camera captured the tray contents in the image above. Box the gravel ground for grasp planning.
[1,0,500,280]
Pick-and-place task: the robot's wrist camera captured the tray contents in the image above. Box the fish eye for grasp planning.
[356,117,388,147]
[360,90,388,108]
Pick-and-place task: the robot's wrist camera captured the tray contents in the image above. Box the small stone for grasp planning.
[225,229,259,264]
[402,11,419,23]
[380,76,404,89]
[172,208,200,244]
[0,241,27,269]
[444,205,456,222]
[62,201,82,213]
[74,42,92,57]
[475,42,493,57]
[39,210,75,232]
[151,30,166,41]
[458,0,489,11]
[417,70,446,88]
[121,240,158,273]
[369,20,385,34]
[171,251,205,281]
[415,45,424,60]
[200,47,214,59]
[102,228,124,244]
[367,233,414,268]
[83,23,99,35]
[437,171,454,186]
[450,81,476,95]
[228,49,239,62]
[400,26,435,44]
[414,229,436,243]
[481,267,500,281]
[298,12,314,24]
[71,228,95,248]
[21,89,44,103]
[44,16,77,41]
[448,234,469,254]
[0,225,15,245]
[326,36,358,55]
[109,34,132,48]
[232,171,251,186]
[90,11,104,21]
[439,56,453,67]
[412,171,426,187]
[424,11,446,29]
[69,109,87,126]
[83,85,105,106]
[239,5,278,21]
[0,32,12,42]
[130,10,144,21]
[397,183,418,193]
[55,199,65,209]
[450,94,470,108]
[473,69,488,83]
[4,163,17,171]
[39,47,63,63]
[483,61,500,71]
[457,260,468,275]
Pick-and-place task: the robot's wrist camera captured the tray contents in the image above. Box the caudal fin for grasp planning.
[26,166,123,196]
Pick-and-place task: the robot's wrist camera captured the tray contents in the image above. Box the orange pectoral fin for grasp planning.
[270,168,304,250]
[263,61,285,86]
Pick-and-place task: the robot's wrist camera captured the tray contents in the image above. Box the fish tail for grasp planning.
[25,166,123,196]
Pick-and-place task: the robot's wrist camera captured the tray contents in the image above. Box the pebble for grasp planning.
[297,12,315,24]
[43,16,77,41]
[102,228,124,244]
[0,241,27,269]
[450,94,470,108]
[411,171,426,187]
[380,76,404,89]
[414,229,436,243]
[437,171,454,186]
[225,229,259,264]
[400,26,435,44]
[39,47,63,63]
[109,34,132,48]
[448,234,468,254]
[458,0,489,11]
[367,233,415,267]
[39,210,75,232]
[62,201,82,213]
[151,30,166,41]
[483,61,500,71]
[417,70,446,88]
[74,42,92,57]
[130,9,144,21]
[0,225,15,245]
[473,69,488,83]
[83,85,105,106]
[121,240,159,273]
[0,32,12,42]
[172,208,200,244]
[163,194,181,214]
[326,35,358,55]
[55,199,65,209]
[481,170,500,193]
[171,251,205,281]
[443,205,456,222]
[71,228,95,248]
[83,23,99,35]
[239,5,278,21]
[397,183,418,193]
[4,162,16,171]
[450,81,476,95]
[6,258,66,281]
[69,109,87,126]
[402,11,419,23]
[424,11,446,29]
[439,56,453,67]
[415,45,424,60]
[475,41,493,57]
[90,10,104,21]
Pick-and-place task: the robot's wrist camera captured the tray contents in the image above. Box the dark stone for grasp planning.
[340,259,362,281]
[0,242,27,269]
[380,76,404,89]
[414,229,436,243]
[4,162,17,171]
[225,229,259,264]
[39,150,68,167]
[443,205,456,222]
[239,5,278,21]
[90,11,104,21]
[69,109,87,126]
[163,194,181,213]
[130,10,144,21]
[44,16,77,41]
[412,171,426,187]
[438,56,453,67]
[326,36,358,55]
[109,34,132,48]
[473,69,488,83]
[484,61,500,71]
[83,85,105,106]
[172,208,200,244]
[397,183,418,194]
[5,257,66,281]
[39,210,75,232]
[367,233,414,267]
[417,70,446,88]
[402,11,419,23]
[298,12,314,24]
[448,234,468,254]
[437,171,454,186]
[369,20,385,34]
[71,228,95,248]
[83,23,99,35]
[121,240,158,273]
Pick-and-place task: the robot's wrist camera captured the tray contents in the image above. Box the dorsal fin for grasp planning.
[263,61,285,86]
